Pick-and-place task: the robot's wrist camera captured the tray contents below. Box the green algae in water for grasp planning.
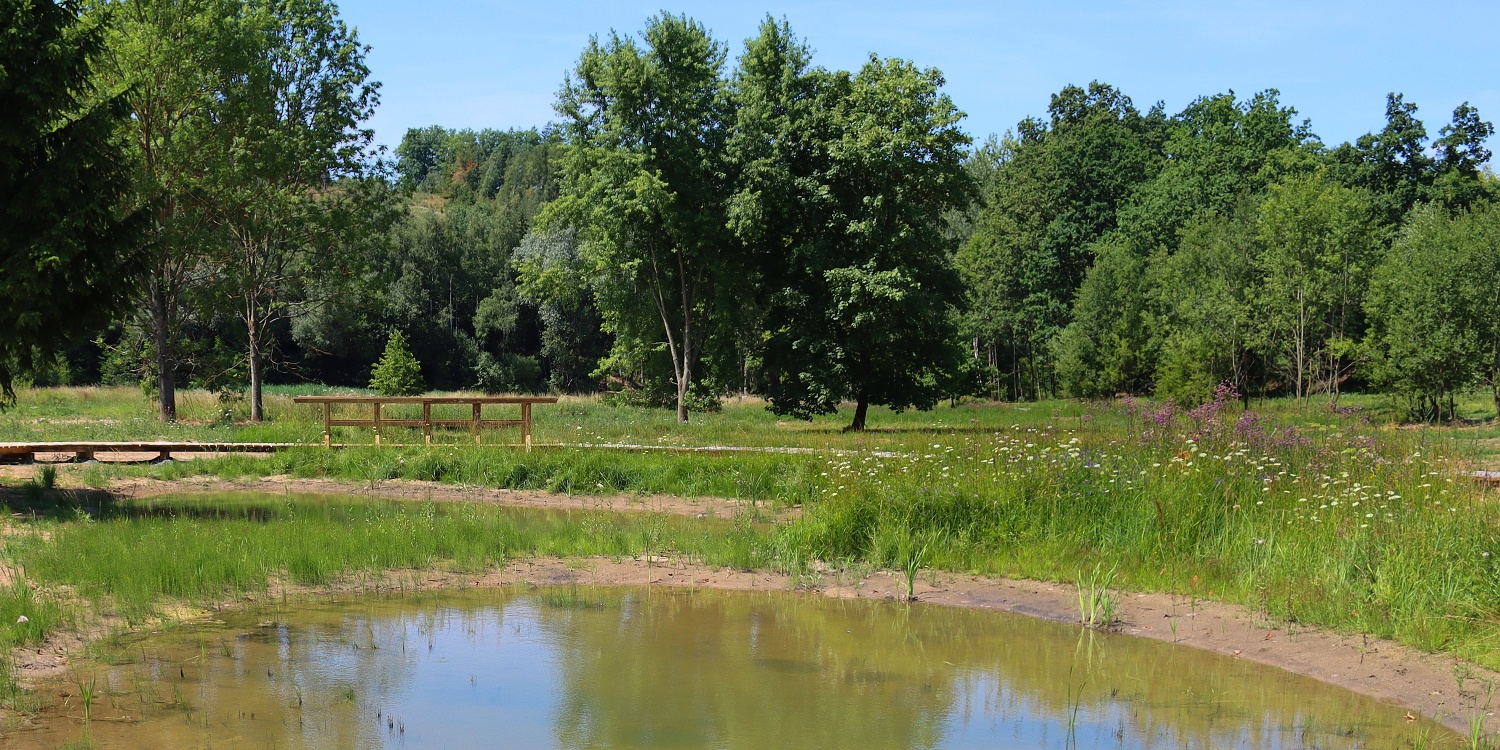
[7,587,1454,749]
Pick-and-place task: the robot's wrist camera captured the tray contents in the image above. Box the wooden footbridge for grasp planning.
[0,441,290,463]
[0,395,557,463]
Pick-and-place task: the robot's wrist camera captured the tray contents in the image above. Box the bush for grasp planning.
[368,331,424,396]
[474,351,544,394]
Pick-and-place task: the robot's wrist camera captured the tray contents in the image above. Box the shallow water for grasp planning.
[7,587,1449,749]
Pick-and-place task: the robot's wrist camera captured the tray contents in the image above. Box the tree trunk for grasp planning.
[675,373,689,424]
[149,284,176,423]
[248,322,264,423]
[1492,379,1499,422]
[847,395,869,432]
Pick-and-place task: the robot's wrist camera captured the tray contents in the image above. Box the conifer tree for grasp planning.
[0,0,144,403]
[369,331,424,396]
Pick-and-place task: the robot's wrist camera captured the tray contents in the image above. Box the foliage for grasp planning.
[730,20,972,430]
[1366,203,1500,420]
[1254,168,1381,403]
[1053,238,1153,398]
[8,7,1500,424]
[87,0,250,422]
[0,0,145,404]
[209,0,384,420]
[545,13,739,424]
[367,331,423,396]
[958,83,1166,401]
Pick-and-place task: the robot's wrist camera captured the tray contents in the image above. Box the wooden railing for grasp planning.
[292,396,558,449]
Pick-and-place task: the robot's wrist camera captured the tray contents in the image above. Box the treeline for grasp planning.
[4,3,1497,426]
[959,84,1499,421]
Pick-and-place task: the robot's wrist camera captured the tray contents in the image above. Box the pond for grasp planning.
[7,587,1449,749]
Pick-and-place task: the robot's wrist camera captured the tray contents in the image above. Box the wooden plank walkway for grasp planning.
[0,441,293,463]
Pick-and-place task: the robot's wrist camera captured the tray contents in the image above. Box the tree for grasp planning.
[512,228,611,392]
[1366,203,1500,420]
[0,0,144,404]
[1147,201,1261,405]
[740,48,972,430]
[1255,169,1380,404]
[1052,238,1152,398]
[88,0,250,421]
[1328,93,1433,227]
[1053,90,1312,403]
[1330,95,1496,220]
[368,330,423,396]
[958,82,1164,400]
[1431,103,1497,210]
[545,14,737,422]
[296,127,569,392]
[211,0,382,421]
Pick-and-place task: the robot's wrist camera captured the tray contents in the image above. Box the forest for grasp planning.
[5,1,1498,427]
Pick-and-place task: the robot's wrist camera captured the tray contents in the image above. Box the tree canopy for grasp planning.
[8,8,1500,425]
[0,0,144,404]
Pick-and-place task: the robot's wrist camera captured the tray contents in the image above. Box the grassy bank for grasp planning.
[787,397,1500,665]
[6,495,770,624]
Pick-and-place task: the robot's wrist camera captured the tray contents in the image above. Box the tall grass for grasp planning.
[782,395,1500,666]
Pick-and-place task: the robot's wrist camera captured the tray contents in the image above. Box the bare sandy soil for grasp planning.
[0,471,1494,734]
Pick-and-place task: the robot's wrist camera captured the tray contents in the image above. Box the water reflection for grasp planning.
[6,587,1448,748]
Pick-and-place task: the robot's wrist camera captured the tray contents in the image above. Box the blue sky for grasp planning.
[341,0,1500,153]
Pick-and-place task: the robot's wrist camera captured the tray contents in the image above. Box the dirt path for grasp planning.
[0,468,784,520]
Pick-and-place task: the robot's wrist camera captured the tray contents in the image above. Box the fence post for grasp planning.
[522,402,533,451]
[472,402,482,444]
[423,402,432,445]
[323,403,332,448]
[373,402,382,446]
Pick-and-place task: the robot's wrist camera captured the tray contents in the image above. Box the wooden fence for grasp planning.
[292,396,558,449]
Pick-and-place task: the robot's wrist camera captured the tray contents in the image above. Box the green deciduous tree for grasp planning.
[0,0,144,404]
[735,39,971,430]
[1366,203,1500,420]
[1051,90,1313,404]
[1147,201,1261,405]
[1052,238,1152,398]
[1255,169,1380,404]
[210,0,382,421]
[545,14,737,422]
[958,82,1164,400]
[88,0,252,421]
